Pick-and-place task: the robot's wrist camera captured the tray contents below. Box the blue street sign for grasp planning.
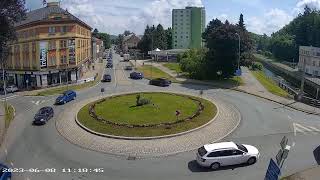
[235,69,242,76]
[265,159,281,180]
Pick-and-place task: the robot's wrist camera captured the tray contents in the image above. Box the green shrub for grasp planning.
[136,94,151,106]
[251,62,263,71]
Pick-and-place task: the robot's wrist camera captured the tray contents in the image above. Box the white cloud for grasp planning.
[297,0,320,9]
[60,0,203,35]
[247,8,293,35]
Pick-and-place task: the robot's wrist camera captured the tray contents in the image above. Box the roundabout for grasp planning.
[77,92,217,137]
[56,90,241,158]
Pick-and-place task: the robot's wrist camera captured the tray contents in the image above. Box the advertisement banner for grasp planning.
[68,39,76,65]
[39,41,48,68]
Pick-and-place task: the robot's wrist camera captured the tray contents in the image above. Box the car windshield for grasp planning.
[236,144,248,153]
[38,108,47,114]
[198,146,207,157]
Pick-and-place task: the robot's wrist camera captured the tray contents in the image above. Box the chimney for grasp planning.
[47,1,60,7]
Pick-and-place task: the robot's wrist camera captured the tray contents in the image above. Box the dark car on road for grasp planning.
[33,106,54,125]
[149,78,171,87]
[102,74,112,82]
[124,66,133,71]
[55,90,77,105]
[130,72,144,79]
[106,62,113,68]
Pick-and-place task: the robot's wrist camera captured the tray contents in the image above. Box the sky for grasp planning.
[25,0,320,35]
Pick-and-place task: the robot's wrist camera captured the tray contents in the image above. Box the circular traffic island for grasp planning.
[77,92,217,137]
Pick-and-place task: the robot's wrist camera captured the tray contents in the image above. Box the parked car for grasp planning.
[102,74,112,82]
[196,142,260,170]
[124,66,133,71]
[106,63,113,68]
[33,106,54,125]
[130,72,144,79]
[149,78,171,87]
[0,163,12,180]
[6,85,18,93]
[55,90,77,105]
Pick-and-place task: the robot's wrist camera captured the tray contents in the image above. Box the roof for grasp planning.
[123,34,140,42]
[15,4,91,29]
[204,142,237,152]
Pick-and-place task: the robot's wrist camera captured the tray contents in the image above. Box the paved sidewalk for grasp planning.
[21,60,105,96]
[285,166,320,180]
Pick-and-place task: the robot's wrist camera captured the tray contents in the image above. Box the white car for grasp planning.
[6,85,18,93]
[196,142,259,170]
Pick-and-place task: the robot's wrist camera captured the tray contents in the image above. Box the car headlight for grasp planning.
[40,119,45,122]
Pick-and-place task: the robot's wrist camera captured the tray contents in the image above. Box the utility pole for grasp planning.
[151,34,153,79]
[2,62,7,111]
[235,33,241,70]
[300,58,306,94]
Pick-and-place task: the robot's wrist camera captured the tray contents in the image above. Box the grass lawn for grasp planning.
[77,92,217,137]
[137,65,177,82]
[4,103,14,128]
[163,63,182,73]
[36,73,101,96]
[94,93,198,125]
[251,70,289,98]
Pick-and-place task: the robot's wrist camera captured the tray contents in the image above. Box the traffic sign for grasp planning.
[265,159,281,180]
[280,136,288,150]
[235,69,242,76]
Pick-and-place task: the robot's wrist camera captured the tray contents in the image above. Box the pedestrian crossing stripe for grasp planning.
[293,123,320,136]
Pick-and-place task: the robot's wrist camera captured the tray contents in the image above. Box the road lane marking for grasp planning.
[4,149,7,155]
[10,162,14,167]
[292,142,295,147]
[287,115,292,120]
[307,126,320,133]
[0,95,19,101]
[293,123,317,136]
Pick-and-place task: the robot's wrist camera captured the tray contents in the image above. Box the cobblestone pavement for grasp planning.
[55,90,241,158]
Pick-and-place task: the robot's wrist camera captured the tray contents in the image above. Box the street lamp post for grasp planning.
[235,33,240,70]
[151,35,153,79]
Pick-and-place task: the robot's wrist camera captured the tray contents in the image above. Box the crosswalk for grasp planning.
[293,122,320,136]
[0,94,19,101]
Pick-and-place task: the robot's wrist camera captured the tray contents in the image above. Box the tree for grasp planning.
[116,34,124,50]
[179,49,207,79]
[92,28,99,37]
[0,0,26,60]
[97,33,111,49]
[124,30,131,36]
[205,22,239,78]
[165,28,172,49]
[154,24,166,50]
[202,19,223,42]
[238,13,245,31]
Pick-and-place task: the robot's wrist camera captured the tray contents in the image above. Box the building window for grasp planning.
[49,41,56,50]
[313,61,316,66]
[60,40,67,49]
[60,55,67,64]
[50,56,56,66]
[61,26,67,33]
[32,42,36,52]
[49,26,56,34]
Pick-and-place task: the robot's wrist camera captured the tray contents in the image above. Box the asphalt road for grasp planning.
[1,51,320,180]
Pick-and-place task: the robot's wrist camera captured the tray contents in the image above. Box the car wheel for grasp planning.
[210,162,220,170]
[247,157,256,165]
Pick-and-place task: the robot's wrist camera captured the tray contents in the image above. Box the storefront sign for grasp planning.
[39,41,48,68]
[68,39,76,65]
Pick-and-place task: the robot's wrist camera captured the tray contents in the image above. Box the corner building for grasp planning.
[6,2,92,88]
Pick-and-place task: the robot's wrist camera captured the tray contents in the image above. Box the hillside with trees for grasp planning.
[254,6,320,62]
